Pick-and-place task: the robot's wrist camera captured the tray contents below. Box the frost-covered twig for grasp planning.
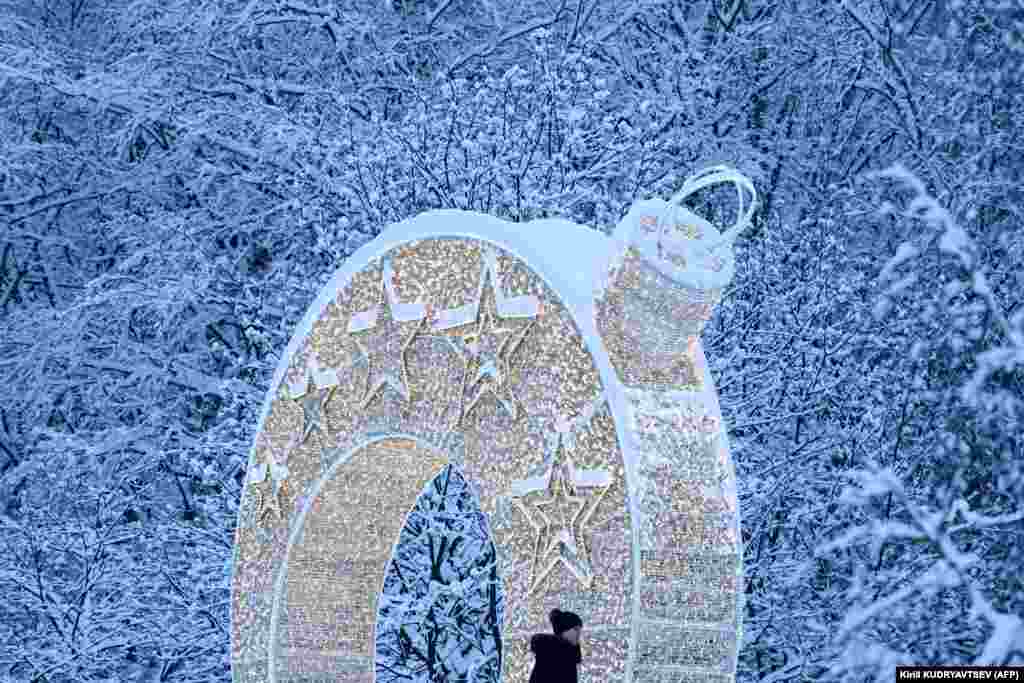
[817,164,1024,671]
[822,457,1023,662]
[870,164,1019,339]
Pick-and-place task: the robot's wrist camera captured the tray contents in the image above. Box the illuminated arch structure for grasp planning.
[230,168,756,683]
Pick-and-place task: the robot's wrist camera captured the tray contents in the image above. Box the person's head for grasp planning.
[549,608,583,645]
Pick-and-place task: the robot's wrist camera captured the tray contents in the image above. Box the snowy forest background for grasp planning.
[0,0,1022,681]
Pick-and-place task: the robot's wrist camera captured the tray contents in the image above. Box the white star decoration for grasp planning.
[287,359,339,445]
[529,462,591,590]
[440,249,541,425]
[247,450,291,525]
[348,258,432,408]
[510,426,612,593]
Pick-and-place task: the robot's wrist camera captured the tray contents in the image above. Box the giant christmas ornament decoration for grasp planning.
[230,166,757,683]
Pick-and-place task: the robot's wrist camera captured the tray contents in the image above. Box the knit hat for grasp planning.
[549,608,583,635]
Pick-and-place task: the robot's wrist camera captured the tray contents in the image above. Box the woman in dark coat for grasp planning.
[529,608,583,683]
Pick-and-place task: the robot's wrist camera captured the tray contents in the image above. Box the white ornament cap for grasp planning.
[612,165,758,291]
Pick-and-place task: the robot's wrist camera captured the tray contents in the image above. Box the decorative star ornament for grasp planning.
[509,429,613,594]
[529,462,590,591]
[439,249,541,425]
[247,457,291,526]
[287,359,339,445]
[348,258,432,409]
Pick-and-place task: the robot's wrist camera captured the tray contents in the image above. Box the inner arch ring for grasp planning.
[267,431,462,683]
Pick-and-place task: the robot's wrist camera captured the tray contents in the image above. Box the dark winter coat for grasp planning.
[528,633,582,683]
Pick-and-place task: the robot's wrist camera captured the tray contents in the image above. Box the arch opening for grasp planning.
[375,464,504,683]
